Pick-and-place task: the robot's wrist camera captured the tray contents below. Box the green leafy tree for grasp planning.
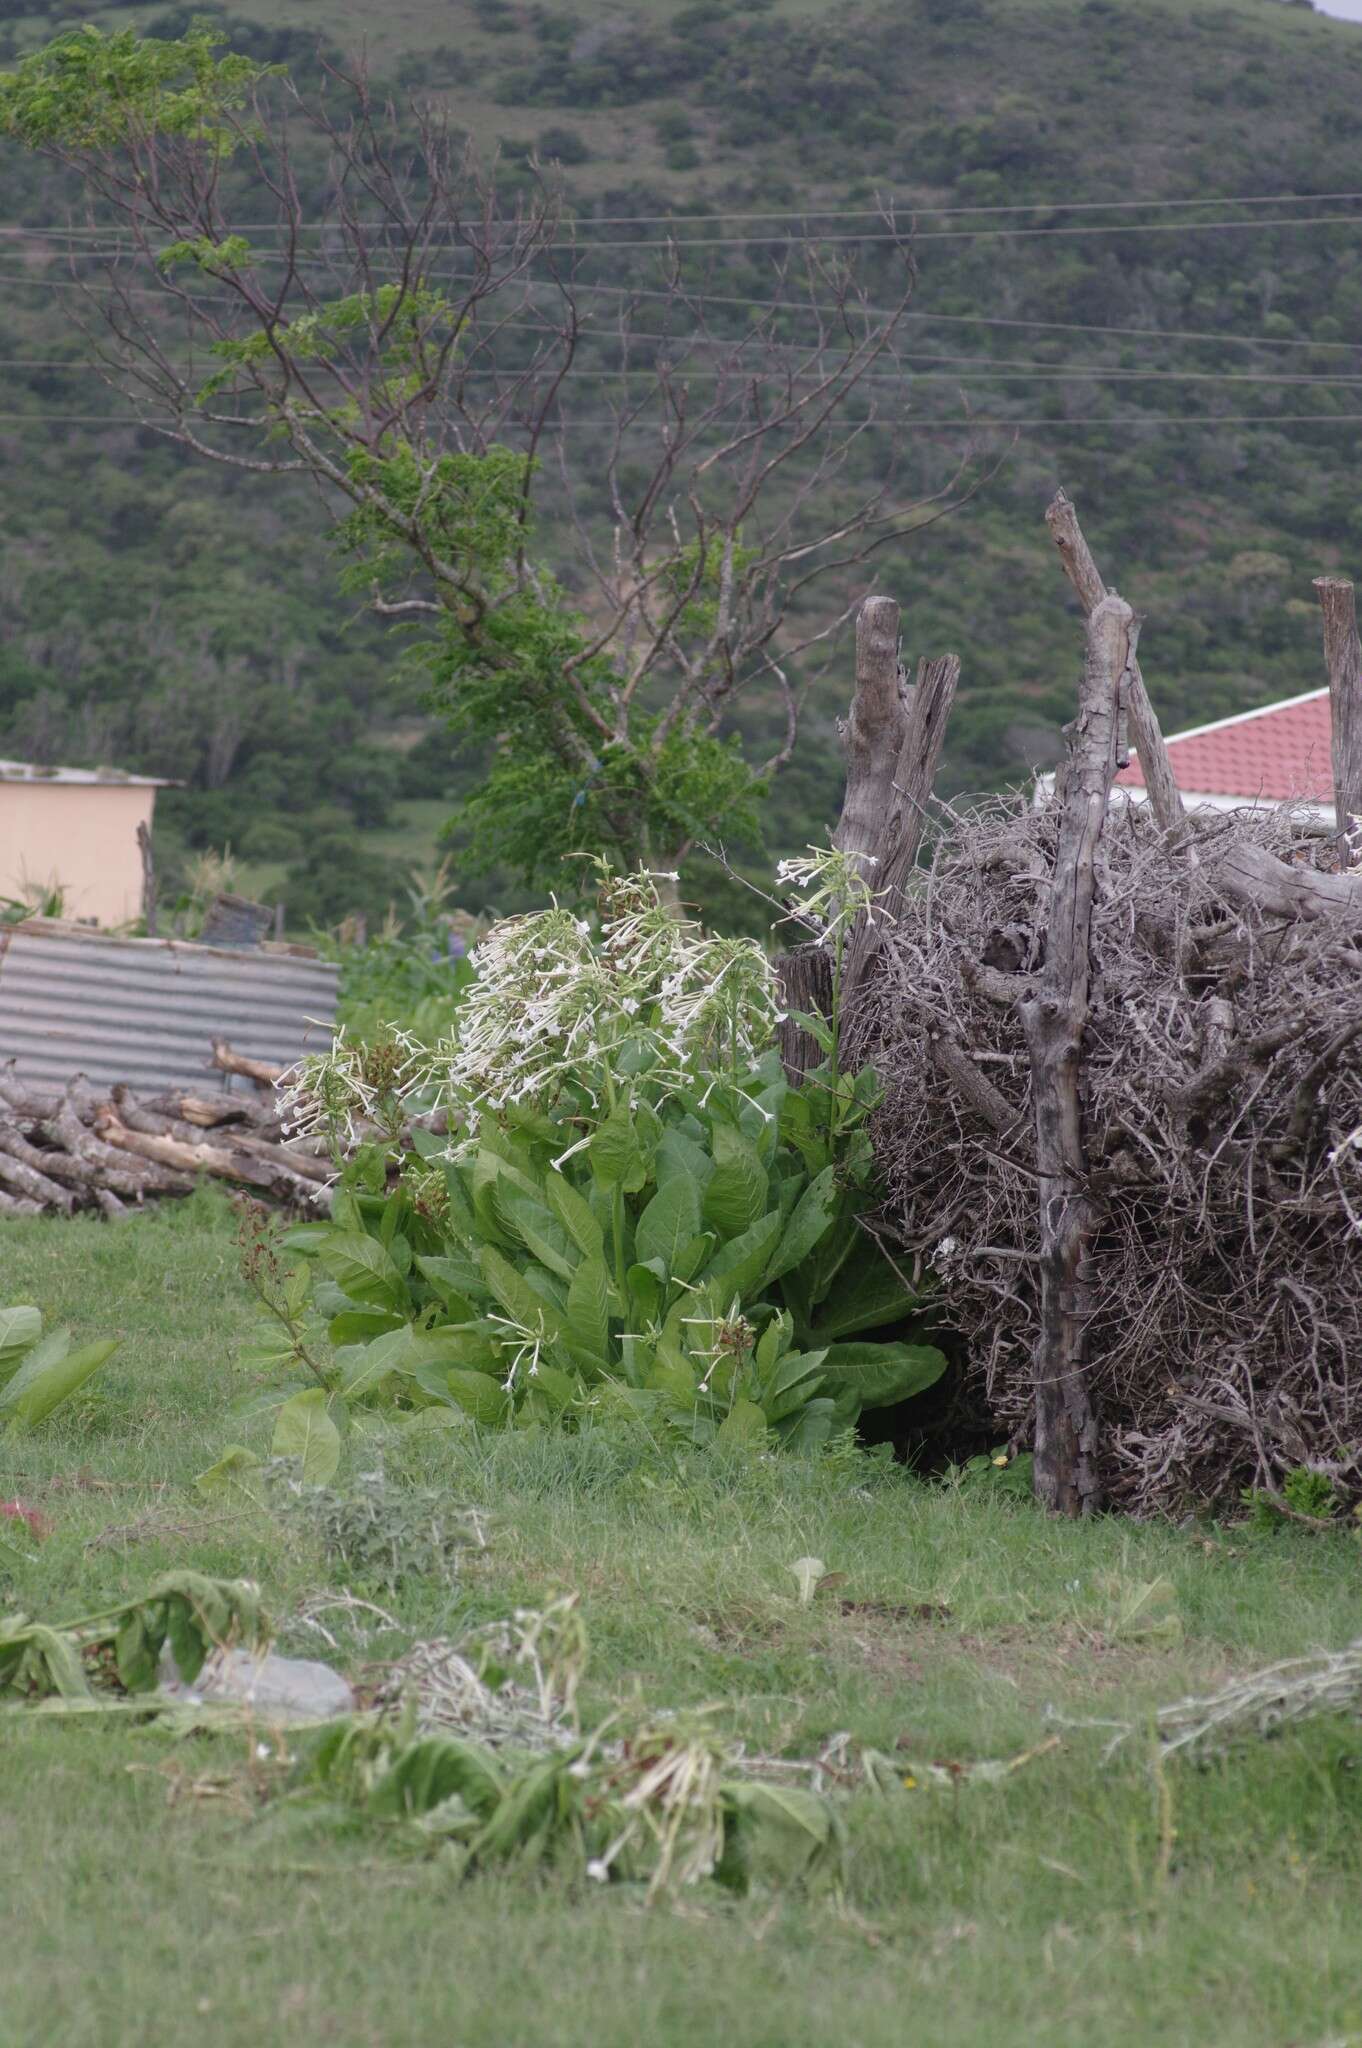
[0,25,968,891]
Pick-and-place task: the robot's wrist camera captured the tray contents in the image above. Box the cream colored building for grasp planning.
[0,760,171,928]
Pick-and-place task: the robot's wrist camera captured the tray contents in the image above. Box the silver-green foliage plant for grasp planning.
[269,865,945,1452]
[0,1306,117,1431]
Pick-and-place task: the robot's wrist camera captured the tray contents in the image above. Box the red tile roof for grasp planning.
[1114,688,1333,804]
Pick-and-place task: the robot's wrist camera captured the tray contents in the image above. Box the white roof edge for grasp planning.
[0,759,175,787]
[1033,772,1335,824]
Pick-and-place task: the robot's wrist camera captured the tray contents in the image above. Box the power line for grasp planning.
[13,351,1362,388]
[11,188,1362,234]
[6,410,1362,432]
[14,210,1362,255]
[0,265,1357,365]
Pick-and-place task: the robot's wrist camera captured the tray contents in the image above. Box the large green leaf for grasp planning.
[543,1172,604,1260]
[719,1781,840,1891]
[316,1232,409,1314]
[715,1397,768,1447]
[654,1127,714,1193]
[702,1210,783,1303]
[635,1174,702,1274]
[194,1445,266,1506]
[499,1193,580,1283]
[440,1368,512,1427]
[561,1253,606,1368]
[816,1341,947,1411]
[271,1387,342,1483]
[0,1305,42,1377]
[588,1102,646,1191]
[0,1329,118,1427]
[415,1253,486,1310]
[478,1247,568,1352]
[702,1125,769,1237]
[761,1348,829,1424]
[806,1236,923,1342]
[327,1309,404,1348]
[764,1166,836,1287]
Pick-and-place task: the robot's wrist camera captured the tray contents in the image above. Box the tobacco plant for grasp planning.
[268,866,945,1453]
[0,1306,117,1430]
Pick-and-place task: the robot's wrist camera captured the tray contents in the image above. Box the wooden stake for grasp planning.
[1312,576,1362,868]
[136,820,158,937]
[1046,491,1185,837]
[1021,592,1136,1517]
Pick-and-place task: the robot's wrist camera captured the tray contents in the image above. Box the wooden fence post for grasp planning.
[136,821,157,938]
[776,595,960,1077]
[1047,490,1185,838]
[1021,592,1136,1517]
[1312,576,1362,869]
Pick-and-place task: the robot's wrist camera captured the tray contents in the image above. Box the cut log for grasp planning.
[1312,576,1362,869]
[1019,592,1136,1517]
[112,1085,332,1186]
[42,1091,194,1199]
[0,1134,76,1213]
[0,1187,43,1217]
[211,1039,285,1088]
[0,1068,103,1124]
[1212,838,1362,920]
[140,1088,258,1129]
[94,1106,327,1209]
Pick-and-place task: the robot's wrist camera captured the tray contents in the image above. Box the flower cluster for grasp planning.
[276,1026,408,1151]
[386,869,780,1133]
[774,844,880,944]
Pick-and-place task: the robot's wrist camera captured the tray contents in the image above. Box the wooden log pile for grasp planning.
[0,1042,332,1218]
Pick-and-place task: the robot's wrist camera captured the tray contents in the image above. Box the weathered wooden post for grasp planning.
[776,596,959,1078]
[1021,592,1137,1517]
[136,821,157,938]
[1312,576,1362,870]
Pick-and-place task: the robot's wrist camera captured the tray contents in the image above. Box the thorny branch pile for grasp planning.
[837,493,1362,1519]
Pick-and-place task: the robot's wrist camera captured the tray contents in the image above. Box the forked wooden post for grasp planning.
[776,596,959,1077]
[1022,592,1137,1517]
[833,595,960,1009]
[1312,576,1362,869]
[1046,490,1185,838]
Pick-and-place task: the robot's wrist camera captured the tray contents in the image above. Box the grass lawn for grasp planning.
[3,1200,1361,2048]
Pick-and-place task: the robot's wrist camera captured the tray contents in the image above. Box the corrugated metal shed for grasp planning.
[0,919,338,1094]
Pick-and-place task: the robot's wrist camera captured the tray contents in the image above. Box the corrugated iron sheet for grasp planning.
[0,920,338,1094]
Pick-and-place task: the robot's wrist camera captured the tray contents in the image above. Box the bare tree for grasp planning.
[2,24,987,881]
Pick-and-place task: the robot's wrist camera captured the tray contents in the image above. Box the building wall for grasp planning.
[0,784,156,927]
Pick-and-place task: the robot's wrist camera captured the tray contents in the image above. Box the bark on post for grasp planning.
[776,596,960,1074]
[1021,591,1136,1517]
[832,596,910,887]
[136,821,158,938]
[1046,491,1185,838]
[829,595,960,1015]
[1312,576,1362,869]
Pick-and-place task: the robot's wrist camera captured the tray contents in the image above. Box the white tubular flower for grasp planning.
[275,1025,403,1151]
[775,844,881,941]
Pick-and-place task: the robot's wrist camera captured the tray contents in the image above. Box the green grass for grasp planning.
[3,1202,1362,2048]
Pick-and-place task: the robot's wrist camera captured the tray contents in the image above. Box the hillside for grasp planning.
[4,0,1362,927]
